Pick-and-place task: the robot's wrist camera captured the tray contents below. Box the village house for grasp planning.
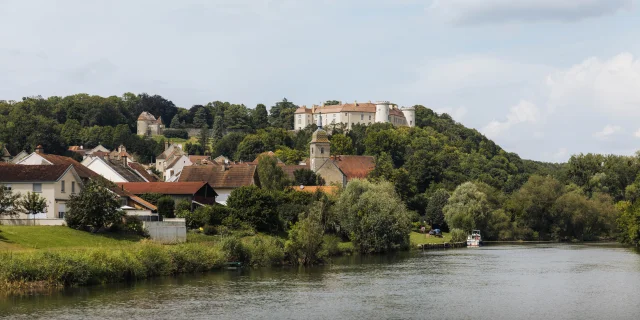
[156,142,191,181]
[116,182,218,206]
[0,164,83,223]
[178,163,257,204]
[81,145,157,183]
[9,150,29,164]
[11,146,157,220]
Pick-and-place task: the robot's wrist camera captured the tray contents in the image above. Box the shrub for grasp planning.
[163,128,188,139]
[135,242,174,277]
[220,237,250,263]
[321,234,341,257]
[139,193,163,206]
[175,200,192,213]
[203,225,217,235]
[246,236,285,266]
[285,209,325,265]
[450,228,467,243]
[157,197,175,219]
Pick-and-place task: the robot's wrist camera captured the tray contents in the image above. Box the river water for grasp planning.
[1,243,639,320]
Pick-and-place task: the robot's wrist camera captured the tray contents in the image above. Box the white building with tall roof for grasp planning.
[294,101,415,131]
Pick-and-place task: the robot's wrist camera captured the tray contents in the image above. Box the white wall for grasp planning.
[16,153,49,165]
[144,220,186,243]
[164,155,192,181]
[216,189,233,204]
[85,158,127,183]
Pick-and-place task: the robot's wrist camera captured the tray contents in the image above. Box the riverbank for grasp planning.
[0,226,355,293]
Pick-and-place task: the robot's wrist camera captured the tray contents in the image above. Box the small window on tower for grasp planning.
[320,147,324,154]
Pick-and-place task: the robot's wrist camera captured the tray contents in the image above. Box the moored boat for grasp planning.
[467,230,482,247]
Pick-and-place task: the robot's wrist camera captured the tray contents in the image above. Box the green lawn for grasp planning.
[410,231,452,245]
[0,226,143,251]
[152,135,198,147]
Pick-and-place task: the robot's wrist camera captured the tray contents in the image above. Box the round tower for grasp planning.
[375,101,391,123]
[401,106,416,127]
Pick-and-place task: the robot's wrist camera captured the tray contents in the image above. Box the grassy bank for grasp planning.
[0,227,355,291]
[409,231,452,246]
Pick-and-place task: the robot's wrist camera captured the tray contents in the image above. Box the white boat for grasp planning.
[467,230,482,247]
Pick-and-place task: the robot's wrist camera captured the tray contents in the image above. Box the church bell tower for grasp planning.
[310,112,330,172]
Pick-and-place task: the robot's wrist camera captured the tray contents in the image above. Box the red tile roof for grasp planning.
[38,153,98,179]
[0,164,72,182]
[332,155,375,181]
[280,164,310,180]
[179,164,257,188]
[116,182,214,195]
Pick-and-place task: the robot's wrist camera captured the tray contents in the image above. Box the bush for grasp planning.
[203,225,217,235]
[220,237,250,263]
[285,209,325,265]
[176,200,192,213]
[450,229,467,243]
[163,128,188,139]
[321,234,341,257]
[139,193,164,206]
[124,216,147,236]
[246,236,285,266]
[157,197,175,219]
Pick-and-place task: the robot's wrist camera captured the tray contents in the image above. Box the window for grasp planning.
[333,114,336,118]
[361,113,363,120]
[58,204,66,219]
[320,147,324,154]
[120,198,128,207]
[3,184,11,191]
[344,113,347,116]
[71,181,76,194]
[298,114,301,118]
[33,183,42,193]
[298,119,301,124]
[410,120,413,125]
[369,115,371,120]
[61,180,65,193]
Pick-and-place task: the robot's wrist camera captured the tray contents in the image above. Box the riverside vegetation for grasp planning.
[2,93,640,290]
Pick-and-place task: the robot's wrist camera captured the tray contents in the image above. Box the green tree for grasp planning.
[253,104,269,129]
[0,185,21,216]
[16,192,48,219]
[235,134,266,161]
[193,107,208,128]
[293,169,325,186]
[335,180,412,253]
[198,125,210,154]
[212,111,225,141]
[368,152,394,182]
[285,206,325,265]
[227,186,281,233]
[65,179,123,232]
[170,114,184,128]
[506,175,563,239]
[257,155,291,190]
[616,201,640,246]
[330,134,354,155]
[157,196,175,219]
[269,98,297,130]
[425,189,449,229]
[60,119,83,146]
[443,182,490,233]
[324,100,340,106]
[213,132,246,158]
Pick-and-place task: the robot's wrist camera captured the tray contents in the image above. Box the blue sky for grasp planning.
[1,0,640,162]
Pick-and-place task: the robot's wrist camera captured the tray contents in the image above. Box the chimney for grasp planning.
[122,153,128,166]
[164,141,169,151]
[35,145,44,154]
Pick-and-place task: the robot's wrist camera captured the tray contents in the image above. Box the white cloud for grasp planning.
[633,128,640,138]
[593,125,622,140]
[429,0,632,25]
[482,100,540,138]
[547,53,640,115]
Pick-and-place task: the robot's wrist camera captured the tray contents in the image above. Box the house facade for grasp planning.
[0,164,83,221]
[179,164,257,204]
[117,182,217,206]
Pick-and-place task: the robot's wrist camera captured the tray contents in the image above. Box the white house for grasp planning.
[0,164,83,223]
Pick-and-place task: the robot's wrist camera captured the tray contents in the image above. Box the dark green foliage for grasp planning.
[0,186,21,216]
[257,155,291,190]
[65,179,123,232]
[163,129,188,139]
[175,200,192,213]
[268,98,297,130]
[425,189,449,229]
[157,197,175,219]
[139,193,163,206]
[235,134,266,161]
[213,132,246,158]
[184,142,205,155]
[293,169,325,186]
[253,104,269,129]
[227,186,281,233]
[15,192,48,216]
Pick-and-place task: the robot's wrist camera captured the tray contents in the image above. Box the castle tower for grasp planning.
[137,112,156,136]
[401,106,416,127]
[309,113,330,172]
[375,101,391,123]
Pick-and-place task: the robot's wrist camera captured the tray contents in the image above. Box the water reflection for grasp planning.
[1,243,640,320]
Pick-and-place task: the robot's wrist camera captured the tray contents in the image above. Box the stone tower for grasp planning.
[375,101,391,123]
[309,113,330,172]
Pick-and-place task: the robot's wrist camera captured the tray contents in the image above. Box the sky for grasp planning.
[1,0,640,162]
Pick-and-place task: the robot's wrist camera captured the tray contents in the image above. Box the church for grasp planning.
[306,112,375,186]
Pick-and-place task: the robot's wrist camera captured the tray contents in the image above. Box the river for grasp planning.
[1,243,639,320]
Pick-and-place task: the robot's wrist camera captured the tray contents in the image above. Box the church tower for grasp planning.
[310,112,330,172]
